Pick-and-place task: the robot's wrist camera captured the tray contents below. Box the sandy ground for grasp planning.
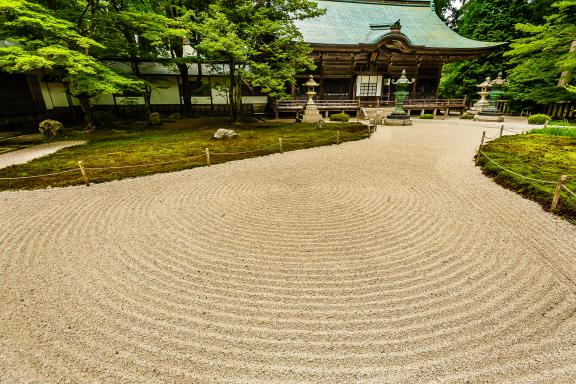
[0,141,85,169]
[1,118,576,383]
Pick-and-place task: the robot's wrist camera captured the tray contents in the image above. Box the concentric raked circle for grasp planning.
[1,120,576,383]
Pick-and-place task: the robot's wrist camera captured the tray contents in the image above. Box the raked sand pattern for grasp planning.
[1,119,576,383]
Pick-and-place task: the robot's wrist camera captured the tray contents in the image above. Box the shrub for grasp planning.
[460,113,475,120]
[528,114,551,125]
[39,119,64,138]
[419,114,434,119]
[330,112,350,122]
[149,112,161,125]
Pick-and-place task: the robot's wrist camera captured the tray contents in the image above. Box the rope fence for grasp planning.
[0,129,368,188]
[475,127,575,212]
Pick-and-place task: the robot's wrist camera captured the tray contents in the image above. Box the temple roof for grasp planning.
[295,0,504,50]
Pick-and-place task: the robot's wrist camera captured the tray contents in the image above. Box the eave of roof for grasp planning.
[295,0,505,50]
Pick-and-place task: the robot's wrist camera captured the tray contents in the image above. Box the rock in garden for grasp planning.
[213,129,238,140]
[149,112,161,125]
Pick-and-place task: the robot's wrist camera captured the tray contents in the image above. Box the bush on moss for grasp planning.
[460,113,475,120]
[419,114,434,119]
[528,114,551,125]
[39,119,64,138]
[330,112,350,122]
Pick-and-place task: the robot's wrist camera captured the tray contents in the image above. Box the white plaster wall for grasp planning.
[44,83,75,108]
[39,82,54,110]
[150,77,180,105]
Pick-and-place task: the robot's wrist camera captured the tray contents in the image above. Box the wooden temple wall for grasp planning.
[293,52,443,102]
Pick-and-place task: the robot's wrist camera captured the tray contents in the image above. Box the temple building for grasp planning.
[292,0,502,103]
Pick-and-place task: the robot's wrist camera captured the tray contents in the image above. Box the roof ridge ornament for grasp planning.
[391,20,401,32]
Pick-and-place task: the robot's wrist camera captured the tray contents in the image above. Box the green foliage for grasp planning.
[38,119,64,138]
[439,0,536,99]
[528,114,551,124]
[439,0,559,103]
[505,0,576,104]
[0,0,144,98]
[530,127,576,136]
[419,114,434,119]
[330,112,350,122]
[460,113,475,120]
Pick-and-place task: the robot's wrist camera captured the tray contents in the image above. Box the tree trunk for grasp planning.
[143,85,152,120]
[177,63,192,117]
[229,61,239,122]
[129,54,152,121]
[77,94,96,130]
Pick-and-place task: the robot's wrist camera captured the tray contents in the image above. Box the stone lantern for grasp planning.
[475,73,506,122]
[473,76,492,113]
[304,75,319,105]
[301,75,323,123]
[385,69,415,126]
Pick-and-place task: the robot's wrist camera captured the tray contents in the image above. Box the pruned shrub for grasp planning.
[330,112,350,122]
[419,114,434,119]
[528,114,551,125]
[39,119,64,138]
[460,113,475,120]
[149,112,161,125]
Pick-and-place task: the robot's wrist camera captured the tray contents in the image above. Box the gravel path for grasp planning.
[0,141,85,169]
[1,119,575,383]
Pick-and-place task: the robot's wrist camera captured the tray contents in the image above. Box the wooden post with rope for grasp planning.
[279,138,283,153]
[551,175,568,211]
[336,130,340,145]
[475,131,486,165]
[77,161,90,187]
[499,125,504,138]
[205,148,211,167]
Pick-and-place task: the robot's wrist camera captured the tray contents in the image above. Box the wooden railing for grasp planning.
[403,98,466,108]
[276,100,361,110]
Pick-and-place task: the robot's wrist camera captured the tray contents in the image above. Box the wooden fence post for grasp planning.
[77,161,90,187]
[499,125,504,138]
[551,175,568,211]
[279,138,283,153]
[205,148,211,167]
[475,131,486,165]
[336,130,340,145]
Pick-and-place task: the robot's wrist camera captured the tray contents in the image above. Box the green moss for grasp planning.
[478,134,576,223]
[419,114,434,119]
[0,119,368,190]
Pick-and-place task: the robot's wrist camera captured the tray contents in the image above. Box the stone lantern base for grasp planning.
[301,104,323,123]
[384,113,412,126]
[474,111,504,122]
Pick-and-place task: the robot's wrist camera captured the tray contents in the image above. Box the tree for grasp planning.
[102,0,189,119]
[0,0,144,129]
[504,0,576,105]
[196,0,324,122]
[159,0,213,117]
[439,0,536,100]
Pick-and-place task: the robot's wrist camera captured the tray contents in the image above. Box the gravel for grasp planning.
[1,118,575,383]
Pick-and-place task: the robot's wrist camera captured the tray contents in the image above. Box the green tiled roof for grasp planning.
[295,0,504,50]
